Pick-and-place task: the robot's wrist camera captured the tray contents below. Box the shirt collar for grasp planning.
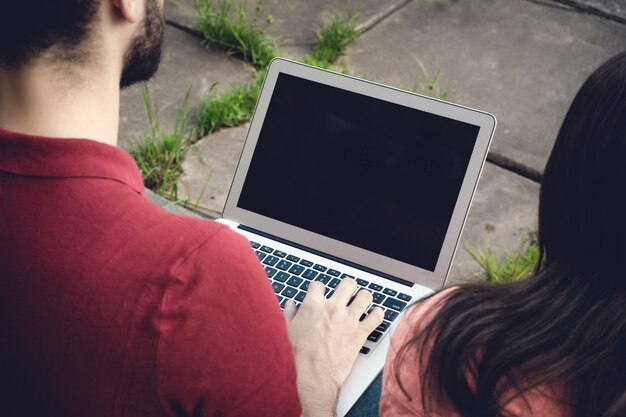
[0,128,145,195]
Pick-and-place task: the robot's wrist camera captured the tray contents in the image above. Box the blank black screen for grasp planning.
[238,73,480,271]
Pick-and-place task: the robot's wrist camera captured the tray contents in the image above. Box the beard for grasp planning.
[120,0,164,89]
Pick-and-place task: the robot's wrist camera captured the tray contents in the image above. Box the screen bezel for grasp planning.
[222,58,496,289]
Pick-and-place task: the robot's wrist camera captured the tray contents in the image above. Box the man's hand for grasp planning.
[283,278,384,417]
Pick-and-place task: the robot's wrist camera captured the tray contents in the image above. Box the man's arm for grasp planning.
[284,279,384,417]
[155,227,301,417]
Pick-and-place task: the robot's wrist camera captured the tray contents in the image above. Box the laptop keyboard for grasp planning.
[251,240,413,355]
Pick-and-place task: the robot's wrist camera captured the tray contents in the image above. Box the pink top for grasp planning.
[380,288,567,416]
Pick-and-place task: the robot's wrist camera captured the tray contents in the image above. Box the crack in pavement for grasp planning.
[355,0,415,34]
[521,0,626,24]
[487,152,543,183]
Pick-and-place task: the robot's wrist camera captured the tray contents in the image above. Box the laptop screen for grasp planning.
[237,73,480,272]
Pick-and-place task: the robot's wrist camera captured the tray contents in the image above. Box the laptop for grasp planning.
[216,58,496,415]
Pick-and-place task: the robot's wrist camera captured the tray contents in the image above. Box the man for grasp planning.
[0,0,383,416]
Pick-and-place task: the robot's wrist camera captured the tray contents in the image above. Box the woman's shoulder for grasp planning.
[381,286,568,417]
[381,286,460,416]
[390,286,458,351]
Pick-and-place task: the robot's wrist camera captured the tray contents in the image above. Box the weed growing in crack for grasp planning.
[464,237,541,283]
[304,14,359,68]
[130,84,194,198]
[196,0,278,68]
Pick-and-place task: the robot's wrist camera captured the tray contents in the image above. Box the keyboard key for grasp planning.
[273,250,287,258]
[276,295,284,303]
[272,282,285,293]
[288,264,306,276]
[315,274,331,284]
[368,283,383,292]
[282,286,298,298]
[276,260,293,271]
[295,291,307,302]
[324,287,331,296]
[299,259,313,267]
[327,269,341,277]
[360,346,371,355]
[313,264,327,272]
[274,271,290,282]
[372,292,386,304]
[328,278,341,288]
[255,251,267,261]
[260,245,274,253]
[300,281,310,291]
[385,310,399,321]
[326,289,335,299]
[341,273,355,279]
[367,331,383,342]
[302,269,318,280]
[263,255,279,266]
[398,293,413,302]
[265,267,277,278]
[287,254,300,262]
[356,278,369,286]
[287,276,303,287]
[280,299,288,309]
[383,288,398,297]
[250,241,260,249]
[383,298,408,312]
[376,321,391,332]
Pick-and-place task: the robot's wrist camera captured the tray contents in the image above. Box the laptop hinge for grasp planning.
[238,225,415,288]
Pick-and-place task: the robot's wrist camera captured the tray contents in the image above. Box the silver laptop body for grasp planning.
[217,58,496,415]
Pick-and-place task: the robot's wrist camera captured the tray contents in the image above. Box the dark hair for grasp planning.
[0,0,101,68]
[395,51,626,417]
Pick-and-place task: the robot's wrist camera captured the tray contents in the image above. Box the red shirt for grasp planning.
[0,129,301,417]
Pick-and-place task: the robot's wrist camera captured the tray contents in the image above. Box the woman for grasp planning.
[380,51,626,417]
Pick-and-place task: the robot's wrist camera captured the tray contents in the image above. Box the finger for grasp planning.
[283,299,297,322]
[361,306,384,334]
[330,278,357,305]
[347,289,373,316]
[302,280,325,304]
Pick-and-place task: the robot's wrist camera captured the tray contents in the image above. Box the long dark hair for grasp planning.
[395,51,626,417]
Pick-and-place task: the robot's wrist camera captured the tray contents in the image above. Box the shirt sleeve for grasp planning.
[154,227,301,417]
[379,287,459,417]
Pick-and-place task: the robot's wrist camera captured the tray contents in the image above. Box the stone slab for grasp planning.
[447,162,540,286]
[165,0,200,28]
[345,0,626,174]
[176,124,249,218]
[177,123,539,285]
[118,25,254,151]
[166,0,409,58]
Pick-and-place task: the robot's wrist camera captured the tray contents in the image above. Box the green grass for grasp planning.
[303,14,359,68]
[196,70,265,136]
[464,238,541,283]
[130,84,194,198]
[196,0,278,68]
[413,71,452,101]
[194,11,361,136]
[411,57,453,101]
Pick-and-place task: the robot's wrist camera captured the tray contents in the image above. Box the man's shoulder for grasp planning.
[118,190,249,264]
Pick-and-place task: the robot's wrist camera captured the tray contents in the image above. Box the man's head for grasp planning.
[0,0,164,88]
